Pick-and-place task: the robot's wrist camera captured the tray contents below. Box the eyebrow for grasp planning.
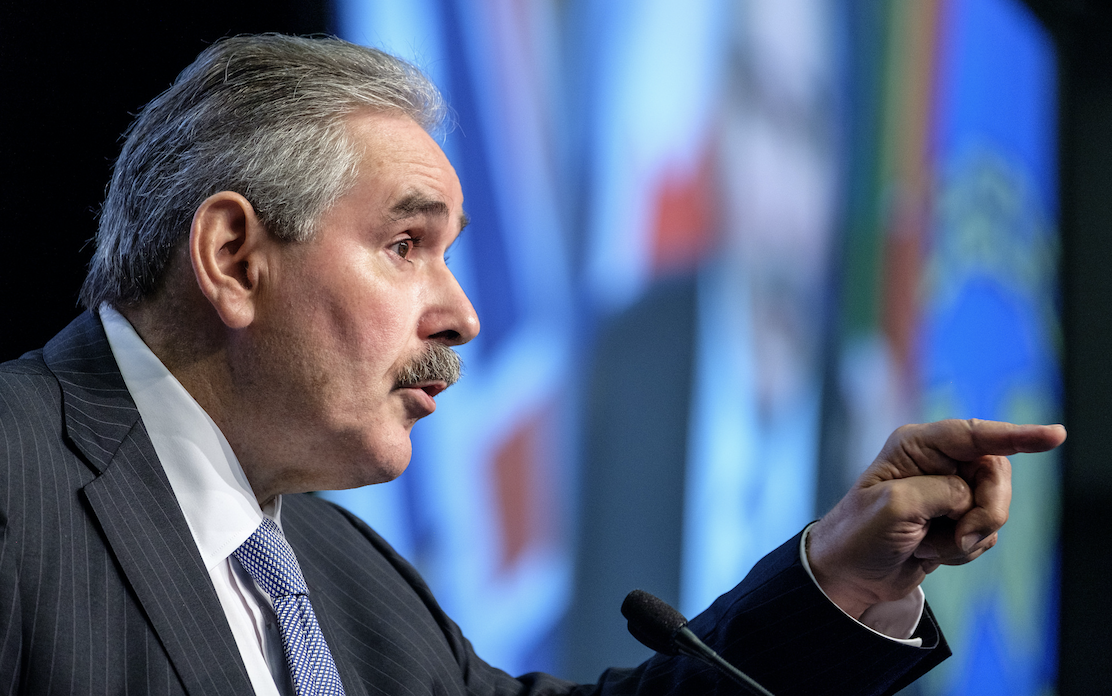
[389,192,469,232]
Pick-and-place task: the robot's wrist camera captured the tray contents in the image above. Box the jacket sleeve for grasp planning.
[327,501,948,696]
[562,529,948,696]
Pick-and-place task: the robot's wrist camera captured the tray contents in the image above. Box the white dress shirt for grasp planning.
[101,306,293,696]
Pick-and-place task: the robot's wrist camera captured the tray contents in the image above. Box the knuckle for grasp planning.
[894,423,915,437]
[873,483,906,515]
[963,418,985,448]
[875,482,921,518]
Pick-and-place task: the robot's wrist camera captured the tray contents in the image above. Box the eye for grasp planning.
[391,239,413,259]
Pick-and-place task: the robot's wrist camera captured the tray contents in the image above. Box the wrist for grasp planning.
[805,519,877,620]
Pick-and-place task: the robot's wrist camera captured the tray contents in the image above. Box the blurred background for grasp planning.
[2,1,1109,694]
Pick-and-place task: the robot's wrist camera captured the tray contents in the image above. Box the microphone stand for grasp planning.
[622,589,775,696]
[671,625,775,696]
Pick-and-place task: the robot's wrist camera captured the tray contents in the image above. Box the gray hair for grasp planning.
[80,33,446,309]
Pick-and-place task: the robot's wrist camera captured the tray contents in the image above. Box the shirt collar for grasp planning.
[99,304,280,570]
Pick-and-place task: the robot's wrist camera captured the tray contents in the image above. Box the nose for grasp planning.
[423,266,480,346]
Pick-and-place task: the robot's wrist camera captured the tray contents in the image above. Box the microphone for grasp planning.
[622,589,775,696]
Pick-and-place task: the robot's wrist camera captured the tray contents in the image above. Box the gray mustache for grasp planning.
[395,342,462,389]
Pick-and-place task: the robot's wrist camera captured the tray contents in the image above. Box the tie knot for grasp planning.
[233,518,308,599]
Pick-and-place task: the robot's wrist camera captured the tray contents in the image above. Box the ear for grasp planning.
[189,192,271,329]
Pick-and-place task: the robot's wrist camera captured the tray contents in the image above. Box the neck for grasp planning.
[119,299,282,506]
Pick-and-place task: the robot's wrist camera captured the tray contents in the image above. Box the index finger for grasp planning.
[918,419,1066,462]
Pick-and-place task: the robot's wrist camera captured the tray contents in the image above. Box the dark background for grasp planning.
[0,0,329,357]
[1023,2,1112,694]
[1,1,1109,693]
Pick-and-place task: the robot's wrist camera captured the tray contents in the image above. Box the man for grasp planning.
[0,34,1065,696]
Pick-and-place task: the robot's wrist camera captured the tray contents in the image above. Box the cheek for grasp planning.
[286,247,424,374]
[323,285,417,372]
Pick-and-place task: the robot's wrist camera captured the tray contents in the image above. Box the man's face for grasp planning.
[243,110,479,492]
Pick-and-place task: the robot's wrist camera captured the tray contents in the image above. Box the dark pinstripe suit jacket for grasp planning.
[0,312,948,696]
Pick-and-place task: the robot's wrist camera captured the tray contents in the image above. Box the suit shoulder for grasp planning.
[281,493,432,594]
[0,352,62,419]
[282,493,398,555]
[1,349,51,376]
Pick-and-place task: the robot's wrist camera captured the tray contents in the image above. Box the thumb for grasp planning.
[872,473,974,525]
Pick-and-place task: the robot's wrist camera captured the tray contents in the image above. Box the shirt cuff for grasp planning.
[799,523,925,646]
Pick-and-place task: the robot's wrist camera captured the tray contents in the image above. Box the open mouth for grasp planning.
[418,382,446,399]
[396,380,448,398]
[394,380,449,418]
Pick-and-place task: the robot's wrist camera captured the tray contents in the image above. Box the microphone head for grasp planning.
[621,589,689,656]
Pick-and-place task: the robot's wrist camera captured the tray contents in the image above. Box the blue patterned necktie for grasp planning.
[234,518,346,696]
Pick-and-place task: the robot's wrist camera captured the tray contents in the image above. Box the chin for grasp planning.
[314,460,408,493]
[367,458,410,485]
[306,424,415,491]
[348,436,413,487]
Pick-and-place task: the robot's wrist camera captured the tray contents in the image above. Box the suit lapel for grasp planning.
[45,312,255,696]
